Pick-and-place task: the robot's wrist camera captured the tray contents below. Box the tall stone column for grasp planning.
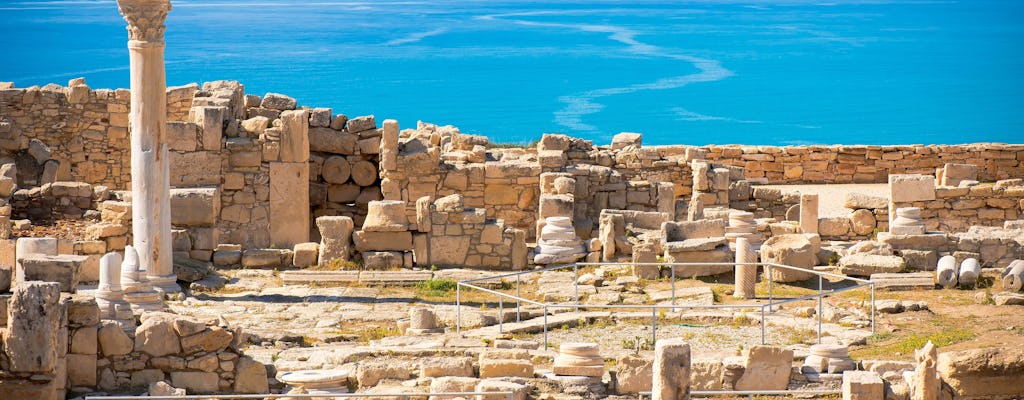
[117,0,178,293]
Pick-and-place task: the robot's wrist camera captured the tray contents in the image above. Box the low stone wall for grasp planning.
[0,284,269,397]
[889,175,1024,233]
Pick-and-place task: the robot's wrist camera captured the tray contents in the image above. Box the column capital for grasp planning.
[117,0,172,43]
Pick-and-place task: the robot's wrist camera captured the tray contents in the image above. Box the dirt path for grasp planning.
[759,183,889,218]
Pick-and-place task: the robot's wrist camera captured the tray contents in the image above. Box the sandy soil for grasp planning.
[759,183,889,218]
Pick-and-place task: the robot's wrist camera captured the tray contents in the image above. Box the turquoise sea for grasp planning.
[1,0,1022,145]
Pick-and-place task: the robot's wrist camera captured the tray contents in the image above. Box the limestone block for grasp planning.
[353,230,414,253]
[309,127,357,155]
[653,338,690,400]
[476,379,529,400]
[616,355,653,394]
[241,249,284,268]
[260,92,297,110]
[356,360,410,387]
[171,371,219,394]
[415,196,431,233]
[180,327,233,354]
[67,353,98,387]
[292,242,319,267]
[28,138,51,164]
[889,174,936,203]
[818,217,850,237]
[327,183,361,203]
[269,162,309,248]
[3,282,60,373]
[166,121,198,152]
[362,251,404,270]
[611,132,643,149]
[431,376,480,400]
[691,359,724,390]
[0,264,10,292]
[421,356,474,377]
[347,114,377,133]
[317,216,354,265]
[70,326,98,355]
[67,295,99,326]
[734,346,793,390]
[479,359,534,378]
[278,109,309,163]
[842,371,884,400]
[539,194,574,219]
[170,151,221,186]
[380,119,399,171]
[941,163,978,187]
[838,254,906,276]
[760,234,816,282]
[134,313,183,357]
[363,200,408,232]
[845,192,888,209]
[17,254,87,292]
[98,321,133,356]
[937,348,1022,397]
[170,187,220,227]
[189,106,225,151]
[800,194,819,234]
[234,356,270,394]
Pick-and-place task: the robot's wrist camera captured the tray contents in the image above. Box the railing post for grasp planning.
[516,274,521,322]
[767,264,773,312]
[870,283,876,335]
[817,294,823,345]
[456,283,462,334]
[761,305,766,345]
[671,263,677,309]
[651,306,657,345]
[574,263,580,312]
[544,305,549,351]
[499,295,504,334]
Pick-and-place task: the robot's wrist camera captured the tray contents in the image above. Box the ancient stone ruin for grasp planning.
[0,0,1023,399]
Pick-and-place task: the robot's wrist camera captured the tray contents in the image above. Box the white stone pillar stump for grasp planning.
[734,237,757,299]
[117,0,178,294]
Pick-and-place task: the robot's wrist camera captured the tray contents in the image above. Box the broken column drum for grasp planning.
[95,252,135,330]
[117,0,178,293]
[1002,260,1024,292]
[407,307,444,334]
[534,216,585,264]
[890,207,926,235]
[120,245,164,314]
[552,342,604,377]
[801,344,855,374]
[957,258,980,287]
[935,255,958,289]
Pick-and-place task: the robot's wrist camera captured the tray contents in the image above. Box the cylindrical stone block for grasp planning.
[653,338,690,400]
[957,258,981,287]
[734,237,757,299]
[409,307,437,330]
[1002,260,1024,292]
[98,252,124,292]
[935,255,958,289]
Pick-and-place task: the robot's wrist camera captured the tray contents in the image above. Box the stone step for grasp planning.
[870,272,935,291]
[460,311,611,337]
[280,270,433,285]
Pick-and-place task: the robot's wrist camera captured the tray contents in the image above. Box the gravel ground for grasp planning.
[759,183,889,218]
[530,319,806,359]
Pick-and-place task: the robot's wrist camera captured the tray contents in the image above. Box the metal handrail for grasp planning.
[456,261,876,350]
[637,389,842,399]
[86,391,514,400]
